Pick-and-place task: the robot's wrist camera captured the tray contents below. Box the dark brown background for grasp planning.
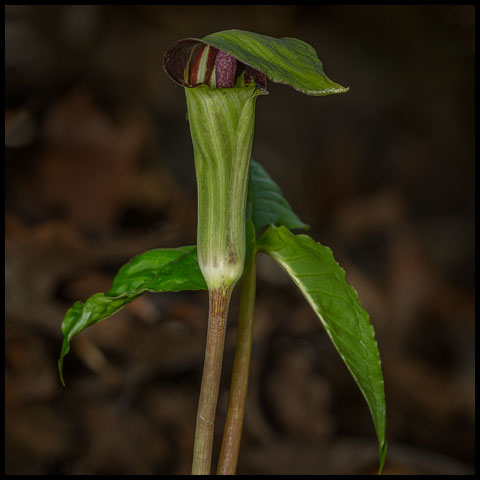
[5,5,475,475]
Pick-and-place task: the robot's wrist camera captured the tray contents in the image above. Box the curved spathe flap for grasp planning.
[164,29,348,96]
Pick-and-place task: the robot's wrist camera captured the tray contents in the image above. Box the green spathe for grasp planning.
[186,84,266,290]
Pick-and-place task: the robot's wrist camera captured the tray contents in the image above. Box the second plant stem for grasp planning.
[217,254,257,474]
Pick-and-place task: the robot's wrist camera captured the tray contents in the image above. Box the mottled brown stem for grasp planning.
[192,285,233,475]
[217,256,257,475]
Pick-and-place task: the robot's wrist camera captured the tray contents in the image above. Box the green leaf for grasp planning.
[202,29,349,96]
[247,160,309,233]
[58,246,207,385]
[107,246,207,296]
[256,226,387,472]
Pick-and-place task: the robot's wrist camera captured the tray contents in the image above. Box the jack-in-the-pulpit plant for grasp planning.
[59,29,387,475]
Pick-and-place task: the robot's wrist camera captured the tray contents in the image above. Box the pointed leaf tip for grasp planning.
[257,225,386,471]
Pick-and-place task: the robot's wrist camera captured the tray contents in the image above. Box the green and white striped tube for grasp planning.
[185,84,266,290]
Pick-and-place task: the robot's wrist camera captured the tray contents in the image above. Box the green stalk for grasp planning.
[217,254,257,475]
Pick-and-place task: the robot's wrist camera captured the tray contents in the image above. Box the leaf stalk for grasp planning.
[217,254,257,474]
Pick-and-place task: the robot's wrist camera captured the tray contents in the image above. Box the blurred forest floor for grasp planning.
[5,5,475,475]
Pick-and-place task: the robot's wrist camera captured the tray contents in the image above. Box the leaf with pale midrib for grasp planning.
[256,225,387,472]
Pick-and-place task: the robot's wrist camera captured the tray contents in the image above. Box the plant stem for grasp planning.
[217,255,257,475]
[192,285,233,475]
